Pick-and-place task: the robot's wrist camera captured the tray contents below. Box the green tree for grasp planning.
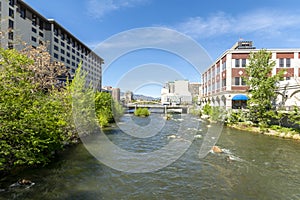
[0,48,75,172]
[244,49,283,127]
[94,92,124,127]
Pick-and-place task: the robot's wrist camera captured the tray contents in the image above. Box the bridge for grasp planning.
[125,104,189,114]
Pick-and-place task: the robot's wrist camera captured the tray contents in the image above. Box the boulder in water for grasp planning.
[212,146,223,153]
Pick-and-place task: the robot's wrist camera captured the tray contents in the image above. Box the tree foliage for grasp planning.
[94,92,124,127]
[21,45,69,92]
[244,49,283,127]
[0,47,76,172]
[134,108,150,117]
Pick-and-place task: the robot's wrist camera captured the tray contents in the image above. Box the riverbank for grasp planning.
[227,122,300,140]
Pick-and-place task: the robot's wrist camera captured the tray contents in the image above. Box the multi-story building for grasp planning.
[112,88,120,102]
[161,80,193,105]
[201,41,300,110]
[0,0,103,90]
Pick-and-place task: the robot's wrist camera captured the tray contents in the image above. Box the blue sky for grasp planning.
[24,0,300,97]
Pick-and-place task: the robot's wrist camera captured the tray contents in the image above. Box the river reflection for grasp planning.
[1,114,300,199]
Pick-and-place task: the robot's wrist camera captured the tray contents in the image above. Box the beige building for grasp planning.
[0,0,103,90]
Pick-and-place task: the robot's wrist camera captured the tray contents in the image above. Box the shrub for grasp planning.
[0,48,76,172]
[134,108,150,117]
[94,92,124,127]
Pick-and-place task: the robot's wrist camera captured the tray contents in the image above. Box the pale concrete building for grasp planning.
[161,80,193,105]
[0,0,103,90]
[112,88,120,102]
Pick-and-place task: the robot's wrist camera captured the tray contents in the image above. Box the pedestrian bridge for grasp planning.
[125,104,188,114]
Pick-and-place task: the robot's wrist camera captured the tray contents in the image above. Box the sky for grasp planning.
[23,0,300,97]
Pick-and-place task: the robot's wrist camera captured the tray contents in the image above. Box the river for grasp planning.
[1,114,300,199]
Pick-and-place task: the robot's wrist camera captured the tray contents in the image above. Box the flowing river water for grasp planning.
[1,114,300,199]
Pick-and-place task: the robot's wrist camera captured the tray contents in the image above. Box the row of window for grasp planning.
[235,59,247,68]
[53,42,99,64]
[203,79,227,94]
[279,58,291,68]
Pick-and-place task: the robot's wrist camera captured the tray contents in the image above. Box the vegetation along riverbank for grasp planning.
[0,46,123,176]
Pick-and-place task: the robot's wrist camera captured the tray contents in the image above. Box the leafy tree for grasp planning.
[94,92,124,127]
[0,48,75,172]
[244,49,283,127]
[21,45,69,92]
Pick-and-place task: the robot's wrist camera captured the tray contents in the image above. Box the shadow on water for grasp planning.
[1,114,300,199]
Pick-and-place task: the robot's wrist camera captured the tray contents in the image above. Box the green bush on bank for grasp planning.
[0,48,76,172]
[134,108,150,117]
[94,92,124,127]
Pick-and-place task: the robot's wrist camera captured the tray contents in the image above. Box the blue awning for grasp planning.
[232,94,249,101]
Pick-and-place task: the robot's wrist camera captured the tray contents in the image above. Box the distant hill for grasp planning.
[133,94,160,101]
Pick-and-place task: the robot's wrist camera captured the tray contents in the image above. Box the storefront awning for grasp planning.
[232,94,249,101]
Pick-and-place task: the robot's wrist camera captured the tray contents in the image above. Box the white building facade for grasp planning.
[161,80,193,105]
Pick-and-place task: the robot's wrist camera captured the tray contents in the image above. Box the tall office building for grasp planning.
[0,0,103,90]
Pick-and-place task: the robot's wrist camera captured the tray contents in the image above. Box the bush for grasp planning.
[189,106,202,117]
[0,48,76,172]
[202,104,212,115]
[94,92,124,127]
[134,108,150,117]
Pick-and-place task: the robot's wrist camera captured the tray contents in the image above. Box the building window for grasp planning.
[234,77,240,85]
[66,36,70,44]
[60,33,65,40]
[242,59,246,67]
[67,59,70,64]
[54,28,58,36]
[222,61,226,71]
[39,20,44,30]
[279,58,284,67]
[32,27,37,33]
[67,45,70,50]
[286,58,291,68]
[20,7,26,19]
[31,36,36,42]
[72,55,75,60]
[39,32,44,37]
[9,0,14,6]
[67,52,70,57]
[235,59,240,68]
[61,56,65,62]
[8,32,13,40]
[54,53,58,59]
[61,49,65,54]
[54,37,59,43]
[8,19,14,29]
[222,79,226,87]
[61,42,65,47]
[72,49,75,53]
[32,14,36,26]
[72,62,75,67]
[54,45,58,51]
[9,8,14,18]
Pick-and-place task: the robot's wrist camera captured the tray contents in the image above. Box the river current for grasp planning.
[1,114,300,199]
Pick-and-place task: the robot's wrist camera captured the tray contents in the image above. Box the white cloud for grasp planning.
[86,0,149,18]
[173,10,300,39]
